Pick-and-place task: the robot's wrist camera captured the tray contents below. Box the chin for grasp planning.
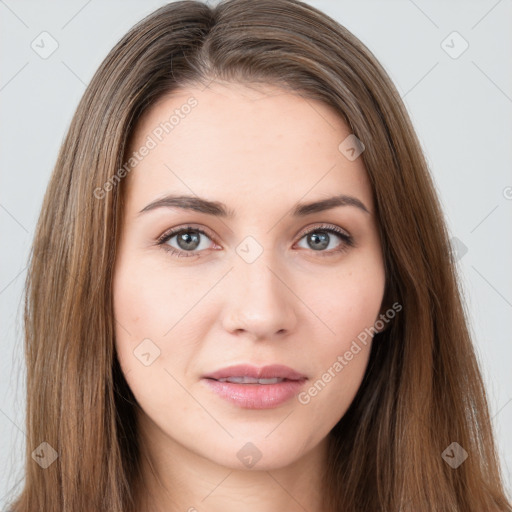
[200,432,322,471]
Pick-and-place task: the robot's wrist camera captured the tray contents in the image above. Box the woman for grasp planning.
[7,0,511,510]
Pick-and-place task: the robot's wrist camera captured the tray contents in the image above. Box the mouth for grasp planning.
[212,376,294,384]
[201,364,307,409]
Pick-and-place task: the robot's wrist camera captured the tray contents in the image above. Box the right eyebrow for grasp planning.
[138,195,235,218]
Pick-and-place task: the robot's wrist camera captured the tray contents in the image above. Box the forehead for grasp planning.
[123,81,373,214]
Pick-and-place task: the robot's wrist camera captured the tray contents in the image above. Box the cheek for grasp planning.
[316,257,385,343]
[114,259,175,322]
[112,252,220,407]
[112,255,184,375]
[112,259,189,417]
[113,254,198,344]
[298,263,385,416]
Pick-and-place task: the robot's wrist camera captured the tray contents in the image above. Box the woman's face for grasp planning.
[113,81,386,470]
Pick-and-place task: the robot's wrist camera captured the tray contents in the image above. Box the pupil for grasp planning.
[178,231,200,250]
[309,231,329,250]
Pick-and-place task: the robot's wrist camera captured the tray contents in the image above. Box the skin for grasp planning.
[113,81,386,512]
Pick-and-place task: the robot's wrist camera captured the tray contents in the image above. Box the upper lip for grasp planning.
[203,364,307,381]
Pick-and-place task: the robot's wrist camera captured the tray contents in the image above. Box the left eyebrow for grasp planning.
[291,194,370,216]
[137,193,370,218]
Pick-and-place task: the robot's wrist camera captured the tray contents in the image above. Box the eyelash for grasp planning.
[156,223,354,258]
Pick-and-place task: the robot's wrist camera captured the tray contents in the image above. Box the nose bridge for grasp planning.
[221,236,296,338]
[237,241,288,307]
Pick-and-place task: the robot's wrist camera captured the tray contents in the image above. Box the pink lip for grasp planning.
[203,364,306,381]
[201,364,307,409]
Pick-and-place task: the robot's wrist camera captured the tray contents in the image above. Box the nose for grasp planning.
[221,254,298,342]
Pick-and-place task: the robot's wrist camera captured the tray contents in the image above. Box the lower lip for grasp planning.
[201,378,307,409]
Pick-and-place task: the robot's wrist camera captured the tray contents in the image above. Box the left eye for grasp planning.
[157,224,353,258]
[295,226,352,254]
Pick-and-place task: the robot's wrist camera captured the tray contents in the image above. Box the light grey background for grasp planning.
[1,0,511,505]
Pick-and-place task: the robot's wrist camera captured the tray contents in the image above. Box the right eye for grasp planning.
[157,225,218,258]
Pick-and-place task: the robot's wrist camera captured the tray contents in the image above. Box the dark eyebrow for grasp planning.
[138,195,234,217]
[291,194,369,216]
[138,193,369,218]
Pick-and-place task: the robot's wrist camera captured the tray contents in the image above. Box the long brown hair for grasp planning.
[7,0,511,510]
